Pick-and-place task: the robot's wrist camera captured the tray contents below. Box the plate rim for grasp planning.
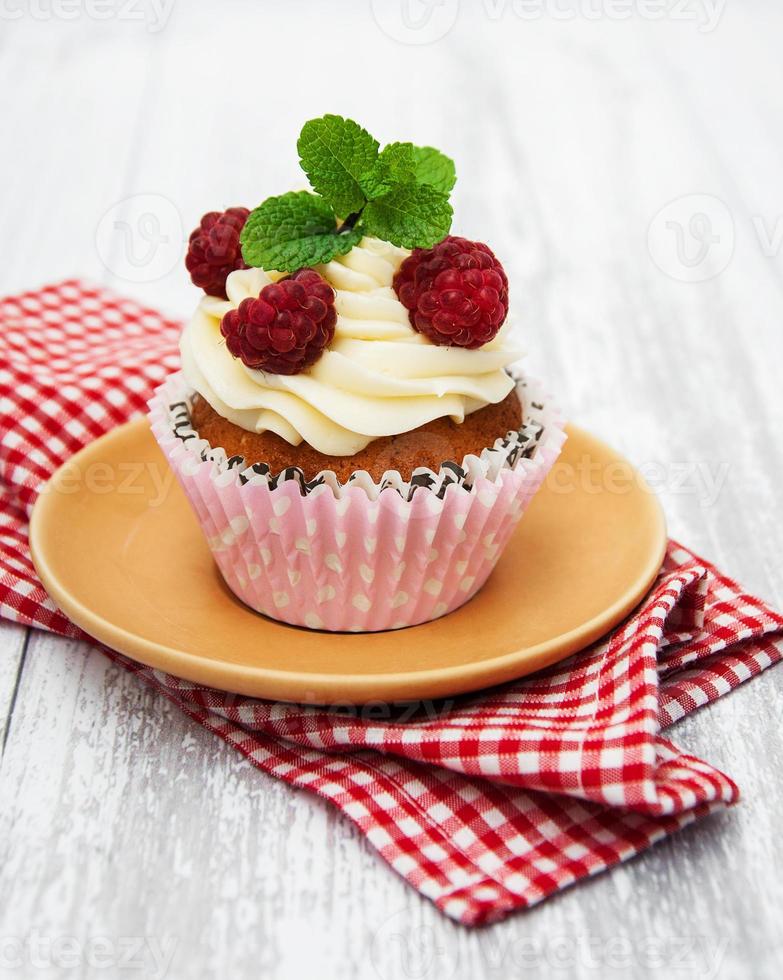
[30,419,667,703]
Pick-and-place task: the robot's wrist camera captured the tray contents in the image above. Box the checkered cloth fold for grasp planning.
[1,281,781,925]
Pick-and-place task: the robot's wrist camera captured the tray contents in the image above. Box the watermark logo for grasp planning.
[370,908,459,979]
[647,194,734,283]
[370,0,460,45]
[95,193,183,283]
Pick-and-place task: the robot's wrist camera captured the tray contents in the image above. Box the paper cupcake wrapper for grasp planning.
[148,373,566,632]
[165,383,550,502]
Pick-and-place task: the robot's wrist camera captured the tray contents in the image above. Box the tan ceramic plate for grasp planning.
[30,419,666,704]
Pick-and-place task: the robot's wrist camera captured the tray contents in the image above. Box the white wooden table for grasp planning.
[1,3,782,978]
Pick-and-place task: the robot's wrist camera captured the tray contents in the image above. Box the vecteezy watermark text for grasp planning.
[41,458,176,508]
[0,0,175,32]
[470,932,729,977]
[370,0,727,44]
[0,931,177,978]
[40,455,729,511]
[545,454,729,508]
[370,910,730,980]
[482,0,726,33]
[294,695,457,722]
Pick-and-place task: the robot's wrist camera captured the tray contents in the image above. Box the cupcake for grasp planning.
[149,115,565,632]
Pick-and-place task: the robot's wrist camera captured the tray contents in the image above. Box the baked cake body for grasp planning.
[190,389,522,482]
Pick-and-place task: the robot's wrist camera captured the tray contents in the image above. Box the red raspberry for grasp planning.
[393,236,509,349]
[220,269,337,375]
[186,207,249,299]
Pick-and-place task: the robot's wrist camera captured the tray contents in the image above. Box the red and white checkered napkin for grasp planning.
[2,282,782,925]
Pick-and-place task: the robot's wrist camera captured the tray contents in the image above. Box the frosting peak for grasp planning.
[181,238,522,456]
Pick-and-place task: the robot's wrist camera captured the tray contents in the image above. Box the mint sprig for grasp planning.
[241,115,456,272]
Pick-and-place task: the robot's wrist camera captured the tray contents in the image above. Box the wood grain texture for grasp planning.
[1,2,782,978]
[0,624,27,753]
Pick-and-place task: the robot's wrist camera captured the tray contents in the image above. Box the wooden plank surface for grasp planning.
[1,3,782,978]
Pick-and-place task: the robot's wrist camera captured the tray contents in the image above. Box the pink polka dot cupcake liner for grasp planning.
[148,373,566,632]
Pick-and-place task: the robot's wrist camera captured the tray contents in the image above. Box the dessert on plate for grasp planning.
[149,115,565,632]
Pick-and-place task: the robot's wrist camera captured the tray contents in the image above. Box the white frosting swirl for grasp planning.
[180,237,522,456]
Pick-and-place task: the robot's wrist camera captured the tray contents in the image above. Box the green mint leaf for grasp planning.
[298,115,379,217]
[240,191,361,272]
[362,182,453,250]
[411,146,456,195]
[361,142,416,199]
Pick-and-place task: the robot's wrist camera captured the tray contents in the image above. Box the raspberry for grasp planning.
[220,269,337,375]
[186,207,250,299]
[393,236,509,349]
